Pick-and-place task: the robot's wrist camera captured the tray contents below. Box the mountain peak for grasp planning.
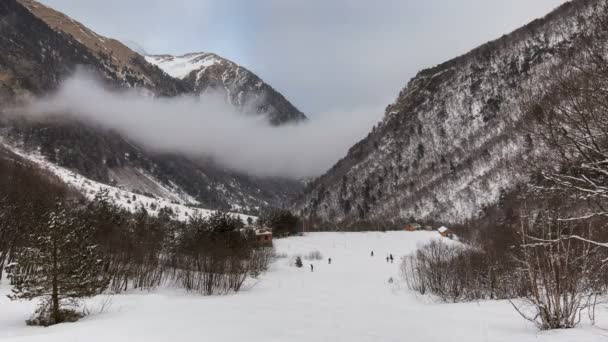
[146,52,307,125]
[17,0,139,71]
[145,52,227,80]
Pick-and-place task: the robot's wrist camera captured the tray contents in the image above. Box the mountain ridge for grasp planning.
[295,0,604,225]
[0,0,305,214]
[146,52,307,125]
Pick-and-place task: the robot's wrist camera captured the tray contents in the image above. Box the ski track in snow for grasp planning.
[1,232,606,342]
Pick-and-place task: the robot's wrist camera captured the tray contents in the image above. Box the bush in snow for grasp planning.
[294,256,303,268]
[304,250,323,260]
[510,203,606,330]
[400,239,525,302]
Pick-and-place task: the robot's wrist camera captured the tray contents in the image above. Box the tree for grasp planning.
[258,209,301,236]
[6,204,108,326]
[510,202,604,330]
[294,256,303,268]
[522,4,608,221]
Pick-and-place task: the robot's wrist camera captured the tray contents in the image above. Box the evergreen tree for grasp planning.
[7,204,108,326]
[257,209,300,236]
[295,256,303,268]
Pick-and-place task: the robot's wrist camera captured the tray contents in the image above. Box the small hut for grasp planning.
[255,228,273,246]
[437,226,454,239]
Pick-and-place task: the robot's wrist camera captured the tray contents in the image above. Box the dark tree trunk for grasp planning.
[51,244,60,323]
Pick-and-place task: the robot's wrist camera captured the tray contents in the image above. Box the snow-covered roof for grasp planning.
[438,226,449,233]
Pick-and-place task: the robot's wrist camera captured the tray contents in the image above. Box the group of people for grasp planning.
[309,251,395,272]
[371,251,394,263]
[310,257,332,272]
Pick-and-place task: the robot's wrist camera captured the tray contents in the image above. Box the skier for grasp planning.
[310,264,314,272]
[371,251,374,257]
[389,254,394,263]
[328,258,332,264]
[386,256,389,263]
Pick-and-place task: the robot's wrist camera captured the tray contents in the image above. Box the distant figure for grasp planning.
[389,254,394,263]
[310,264,314,272]
[328,258,332,264]
[386,256,389,263]
[388,277,394,284]
[371,251,374,257]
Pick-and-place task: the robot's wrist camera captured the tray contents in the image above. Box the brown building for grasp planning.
[255,229,273,246]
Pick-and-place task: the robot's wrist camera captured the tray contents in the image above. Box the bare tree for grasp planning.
[510,202,604,330]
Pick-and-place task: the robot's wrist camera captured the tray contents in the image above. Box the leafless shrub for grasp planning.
[304,250,323,260]
[401,240,525,302]
[510,204,606,330]
[82,295,113,316]
[273,252,288,259]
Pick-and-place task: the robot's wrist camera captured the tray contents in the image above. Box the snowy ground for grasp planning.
[1,232,607,342]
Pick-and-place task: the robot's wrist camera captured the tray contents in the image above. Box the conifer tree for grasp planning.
[7,204,108,326]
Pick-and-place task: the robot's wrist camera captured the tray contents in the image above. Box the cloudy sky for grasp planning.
[38,0,567,117]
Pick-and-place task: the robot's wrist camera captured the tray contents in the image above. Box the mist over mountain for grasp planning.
[0,0,316,213]
[16,71,381,179]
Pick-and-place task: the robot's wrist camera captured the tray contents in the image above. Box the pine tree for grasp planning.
[295,256,303,268]
[7,204,108,326]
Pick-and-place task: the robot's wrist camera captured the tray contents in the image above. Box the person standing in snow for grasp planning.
[386,256,389,263]
[371,251,374,257]
[389,254,394,263]
[310,264,314,272]
[328,258,332,264]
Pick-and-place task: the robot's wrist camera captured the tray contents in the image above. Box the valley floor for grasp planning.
[1,232,607,342]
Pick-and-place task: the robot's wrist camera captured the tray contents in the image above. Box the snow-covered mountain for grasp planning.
[295,0,606,224]
[0,0,304,214]
[146,53,307,125]
[145,53,225,80]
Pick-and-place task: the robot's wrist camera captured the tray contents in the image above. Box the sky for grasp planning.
[37,0,568,117]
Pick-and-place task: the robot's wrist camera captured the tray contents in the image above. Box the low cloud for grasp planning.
[16,72,382,179]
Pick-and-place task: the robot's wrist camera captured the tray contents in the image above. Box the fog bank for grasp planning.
[18,73,382,179]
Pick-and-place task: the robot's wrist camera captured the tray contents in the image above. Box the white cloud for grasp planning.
[17,72,383,179]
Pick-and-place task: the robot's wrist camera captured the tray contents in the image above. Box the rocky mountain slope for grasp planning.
[0,0,187,102]
[0,0,304,214]
[146,53,306,125]
[295,0,605,224]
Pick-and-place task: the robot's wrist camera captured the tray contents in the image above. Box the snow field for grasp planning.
[1,232,607,342]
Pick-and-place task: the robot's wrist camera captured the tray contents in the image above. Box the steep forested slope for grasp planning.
[296,0,605,224]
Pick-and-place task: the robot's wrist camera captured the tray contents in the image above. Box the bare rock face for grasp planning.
[295,0,605,224]
[0,0,305,214]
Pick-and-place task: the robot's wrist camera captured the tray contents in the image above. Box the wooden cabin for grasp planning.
[255,229,273,247]
[437,226,455,239]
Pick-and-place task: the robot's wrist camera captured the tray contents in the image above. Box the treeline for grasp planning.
[0,153,272,326]
[402,9,608,331]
